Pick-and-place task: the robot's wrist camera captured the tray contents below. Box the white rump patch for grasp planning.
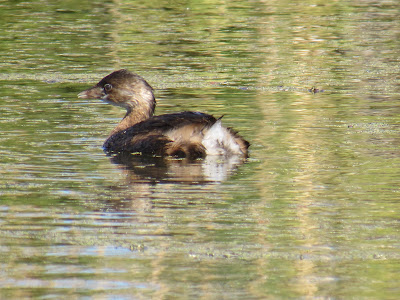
[202,120,242,156]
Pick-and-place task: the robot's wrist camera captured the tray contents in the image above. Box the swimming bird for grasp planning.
[78,69,249,159]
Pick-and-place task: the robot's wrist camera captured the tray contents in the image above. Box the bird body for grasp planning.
[78,69,249,159]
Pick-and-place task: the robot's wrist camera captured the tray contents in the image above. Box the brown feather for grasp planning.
[227,127,250,157]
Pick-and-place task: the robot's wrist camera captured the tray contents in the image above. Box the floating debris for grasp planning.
[308,86,324,93]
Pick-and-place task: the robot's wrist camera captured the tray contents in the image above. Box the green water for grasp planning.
[0,0,399,299]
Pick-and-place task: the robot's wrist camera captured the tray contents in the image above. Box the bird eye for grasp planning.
[104,83,112,92]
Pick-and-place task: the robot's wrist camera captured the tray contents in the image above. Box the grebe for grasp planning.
[78,69,249,159]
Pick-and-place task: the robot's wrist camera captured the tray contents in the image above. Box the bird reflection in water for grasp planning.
[109,152,247,184]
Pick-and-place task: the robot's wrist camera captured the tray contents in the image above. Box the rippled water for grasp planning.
[1,0,399,298]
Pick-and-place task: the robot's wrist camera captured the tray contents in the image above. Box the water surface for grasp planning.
[0,0,399,298]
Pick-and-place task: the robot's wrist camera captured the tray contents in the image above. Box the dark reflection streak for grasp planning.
[108,152,247,185]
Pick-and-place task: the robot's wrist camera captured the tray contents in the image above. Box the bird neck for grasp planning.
[109,100,155,136]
